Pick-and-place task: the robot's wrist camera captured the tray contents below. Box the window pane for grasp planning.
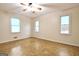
[35,21,39,32]
[61,24,69,33]
[61,16,69,34]
[11,18,20,25]
[61,16,69,24]
[35,21,39,27]
[11,17,20,33]
[35,26,39,32]
[11,26,20,32]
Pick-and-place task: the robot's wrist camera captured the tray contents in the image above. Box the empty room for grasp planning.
[0,2,79,56]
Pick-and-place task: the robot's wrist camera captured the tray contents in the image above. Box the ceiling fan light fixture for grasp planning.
[23,9,27,11]
[38,7,42,10]
[32,11,35,13]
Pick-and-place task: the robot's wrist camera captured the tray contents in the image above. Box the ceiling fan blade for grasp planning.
[20,3,26,6]
[28,3,32,6]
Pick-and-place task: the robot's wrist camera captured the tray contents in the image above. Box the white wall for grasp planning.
[0,11,31,43]
[0,16,2,40]
[32,7,79,47]
[0,6,79,47]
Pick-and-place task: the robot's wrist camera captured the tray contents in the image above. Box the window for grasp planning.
[11,17,20,33]
[35,20,40,32]
[60,16,70,34]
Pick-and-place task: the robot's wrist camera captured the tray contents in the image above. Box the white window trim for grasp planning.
[10,17,21,33]
[60,15,72,35]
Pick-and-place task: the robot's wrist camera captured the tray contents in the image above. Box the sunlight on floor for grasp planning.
[9,46,22,56]
[58,48,69,56]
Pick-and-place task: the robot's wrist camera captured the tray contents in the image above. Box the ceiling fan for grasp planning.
[20,3,42,13]
[20,3,32,6]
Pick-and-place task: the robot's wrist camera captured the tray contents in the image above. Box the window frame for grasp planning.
[10,17,21,33]
[60,15,72,35]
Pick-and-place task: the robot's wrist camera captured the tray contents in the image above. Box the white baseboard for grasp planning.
[0,37,30,44]
[0,36,79,47]
[34,36,79,47]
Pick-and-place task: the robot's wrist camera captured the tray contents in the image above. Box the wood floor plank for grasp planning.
[0,37,79,56]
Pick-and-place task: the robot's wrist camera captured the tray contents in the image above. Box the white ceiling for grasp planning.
[0,3,79,17]
[41,3,79,10]
[0,0,79,3]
